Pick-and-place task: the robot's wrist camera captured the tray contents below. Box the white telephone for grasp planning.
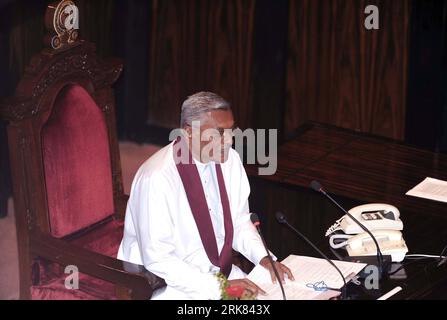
[326,203,408,262]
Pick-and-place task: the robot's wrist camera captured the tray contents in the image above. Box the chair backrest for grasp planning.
[42,84,114,238]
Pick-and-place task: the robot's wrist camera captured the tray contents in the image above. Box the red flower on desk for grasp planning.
[225,285,244,299]
[217,272,257,300]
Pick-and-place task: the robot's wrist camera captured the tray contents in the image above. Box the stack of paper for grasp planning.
[247,255,366,300]
[406,177,447,203]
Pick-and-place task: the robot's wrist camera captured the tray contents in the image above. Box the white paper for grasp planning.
[247,255,366,300]
[377,286,402,300]
[406,177,447,203]
[255,282,341,300]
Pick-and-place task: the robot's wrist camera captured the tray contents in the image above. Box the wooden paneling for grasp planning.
[406,0,447,152]
[77,0,115,57]
[148,0,255,129]
[251,0,289,133]
[286,0,410,140]
[7,0,46,84]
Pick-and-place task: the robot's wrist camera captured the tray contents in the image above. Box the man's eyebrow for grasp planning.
[216,124,236,129]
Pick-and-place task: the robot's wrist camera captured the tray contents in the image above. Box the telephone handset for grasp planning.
[326,203,403,236]
[326,203,408,262]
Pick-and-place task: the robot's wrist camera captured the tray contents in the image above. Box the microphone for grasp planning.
[250,213,286,300]
[309,180,384,274]
[276,212,347,299]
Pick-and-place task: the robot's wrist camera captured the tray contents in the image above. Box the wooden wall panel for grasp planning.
[406,0,447,152]
[148,0,255,129]
[77,0,115,57]
[286,0,410,140]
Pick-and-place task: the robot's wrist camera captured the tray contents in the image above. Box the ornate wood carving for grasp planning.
[18,129,35,230]
[0,42,122,122]
[44,0,80,50]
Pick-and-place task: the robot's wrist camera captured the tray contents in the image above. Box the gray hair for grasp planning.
[180,91,231,128]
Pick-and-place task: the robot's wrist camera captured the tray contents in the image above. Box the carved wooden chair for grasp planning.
[0,1,165,299]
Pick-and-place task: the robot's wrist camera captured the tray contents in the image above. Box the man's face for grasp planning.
[188,109,235,163]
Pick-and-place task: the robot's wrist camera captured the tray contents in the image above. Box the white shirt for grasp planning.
[117,141,268,300]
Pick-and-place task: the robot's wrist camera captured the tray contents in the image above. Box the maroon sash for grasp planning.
[174,138,234,277]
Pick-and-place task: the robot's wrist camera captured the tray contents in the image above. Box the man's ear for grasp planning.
[184,126,192,137]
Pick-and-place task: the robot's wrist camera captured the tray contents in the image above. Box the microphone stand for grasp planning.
[251,213,286,300]
[310,181,385,275]
[276,212,347,300]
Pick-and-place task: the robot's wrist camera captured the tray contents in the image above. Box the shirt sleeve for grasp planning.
[231,155,277,265]
[128,172,221,300]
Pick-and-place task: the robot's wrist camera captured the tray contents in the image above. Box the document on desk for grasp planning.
[406,177,447,203]
[247,255,367,300]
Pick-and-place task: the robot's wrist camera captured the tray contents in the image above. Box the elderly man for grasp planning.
[117,92,293,299]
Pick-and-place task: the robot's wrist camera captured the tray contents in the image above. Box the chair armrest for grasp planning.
[30,229,166,299]
[115,194,129,219]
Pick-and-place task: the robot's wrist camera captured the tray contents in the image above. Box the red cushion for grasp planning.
[31,275,117,300]
[70,219,124,258]
[42,85,114,238]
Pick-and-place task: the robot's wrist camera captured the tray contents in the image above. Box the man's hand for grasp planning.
[227,279,267,297]
[259,256,295,284]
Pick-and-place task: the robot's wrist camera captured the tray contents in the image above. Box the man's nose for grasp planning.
[222,133,233,145]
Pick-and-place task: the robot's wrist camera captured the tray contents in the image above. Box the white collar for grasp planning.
[193,157,215,173]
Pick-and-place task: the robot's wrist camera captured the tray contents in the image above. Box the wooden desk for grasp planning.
[247,122,447,299]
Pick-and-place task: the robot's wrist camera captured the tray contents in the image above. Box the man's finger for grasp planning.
[244,279,267,295]
[269,268,276,283]
[267,263,285,284]
[275,263,285,283]
[281,263,295,281]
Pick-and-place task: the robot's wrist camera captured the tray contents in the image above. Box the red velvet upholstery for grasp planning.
[31,275,117,300]
[42,85,115,238]
[70,219,124,258]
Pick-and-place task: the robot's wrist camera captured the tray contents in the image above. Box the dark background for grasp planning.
[1,0,447,216]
